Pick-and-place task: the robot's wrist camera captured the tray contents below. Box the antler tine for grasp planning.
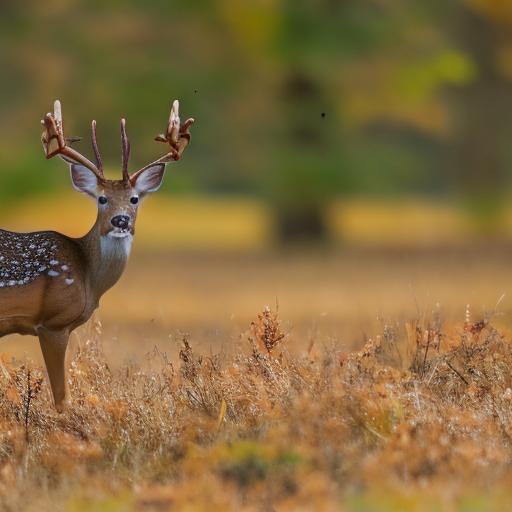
[166,99,194,160]
[129,99,195,182]
[120,118,131,182]
[41,100,104,181]
[91,120,104,174]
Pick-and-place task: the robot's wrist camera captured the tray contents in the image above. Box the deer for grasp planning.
[0,99,194,411]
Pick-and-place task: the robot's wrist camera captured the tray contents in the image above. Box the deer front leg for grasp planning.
[37,327,70,412]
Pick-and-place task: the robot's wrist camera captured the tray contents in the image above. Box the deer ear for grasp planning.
[69,163,100,197]
[130,164,165,196]
[59,154,100,198]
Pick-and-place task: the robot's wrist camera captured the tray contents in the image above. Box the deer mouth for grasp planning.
[108,228,132,238]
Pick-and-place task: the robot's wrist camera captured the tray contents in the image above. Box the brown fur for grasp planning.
[0,180,144,410]
[2,99,193,411]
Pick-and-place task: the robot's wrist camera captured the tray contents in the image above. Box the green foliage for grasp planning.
[398,51,476,102]
[0,0,511,237]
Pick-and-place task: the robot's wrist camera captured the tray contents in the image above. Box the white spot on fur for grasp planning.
[65,278,74,285]
[48,270,59,277]
[0,231,62,287]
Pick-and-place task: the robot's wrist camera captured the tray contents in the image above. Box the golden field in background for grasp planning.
[0,195,272,251]
[2,195,512,367]
[3,195,512,250]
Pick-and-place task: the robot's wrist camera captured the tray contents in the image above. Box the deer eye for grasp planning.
[98,196,108,205]
[130,196,139,205]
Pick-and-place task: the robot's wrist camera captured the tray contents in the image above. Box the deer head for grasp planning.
[41,100,194,239]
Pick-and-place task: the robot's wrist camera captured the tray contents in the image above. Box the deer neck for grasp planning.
[80,216,133,300]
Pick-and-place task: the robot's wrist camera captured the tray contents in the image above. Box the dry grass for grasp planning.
[4,245,512,370]
[1,307,512,510]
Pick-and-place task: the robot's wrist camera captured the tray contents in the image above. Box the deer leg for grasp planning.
[37,327,70,412]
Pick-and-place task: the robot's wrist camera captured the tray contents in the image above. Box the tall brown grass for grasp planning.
[1,307,512,510]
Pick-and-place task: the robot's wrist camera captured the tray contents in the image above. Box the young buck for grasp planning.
[0,100,194,411]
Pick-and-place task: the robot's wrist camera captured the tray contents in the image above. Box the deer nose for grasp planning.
[111,215,130,229]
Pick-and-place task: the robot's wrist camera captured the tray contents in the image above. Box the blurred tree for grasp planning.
[267,0,357,241]
[448,0,512,232]
[270,68,340,240]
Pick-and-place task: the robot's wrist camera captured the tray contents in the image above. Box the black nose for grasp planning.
[111,215,130,229]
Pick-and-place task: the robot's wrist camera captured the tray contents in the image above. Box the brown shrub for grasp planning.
[0,306,511,510]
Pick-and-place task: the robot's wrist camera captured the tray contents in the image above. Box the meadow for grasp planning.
[2,198,512,510]
[3,1,512,509]
[2,299,512,510]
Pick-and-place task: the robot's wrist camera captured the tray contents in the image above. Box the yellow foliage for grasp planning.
[465,0,512,26]
[217,0,281,56]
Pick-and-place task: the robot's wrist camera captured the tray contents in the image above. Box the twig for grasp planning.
[446,361,468,385]
[23,368,32,444]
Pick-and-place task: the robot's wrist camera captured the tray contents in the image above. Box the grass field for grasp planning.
[2,305,512,510]
[2,197,512,510]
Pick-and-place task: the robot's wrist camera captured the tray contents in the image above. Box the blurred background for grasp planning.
[2,0,512,361]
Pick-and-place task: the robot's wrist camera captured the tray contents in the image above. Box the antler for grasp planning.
[128,100,194,183]
[41,100,104,181]
[120,118,131,182]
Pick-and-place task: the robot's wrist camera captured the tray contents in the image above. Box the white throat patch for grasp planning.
[100,234,133,261]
